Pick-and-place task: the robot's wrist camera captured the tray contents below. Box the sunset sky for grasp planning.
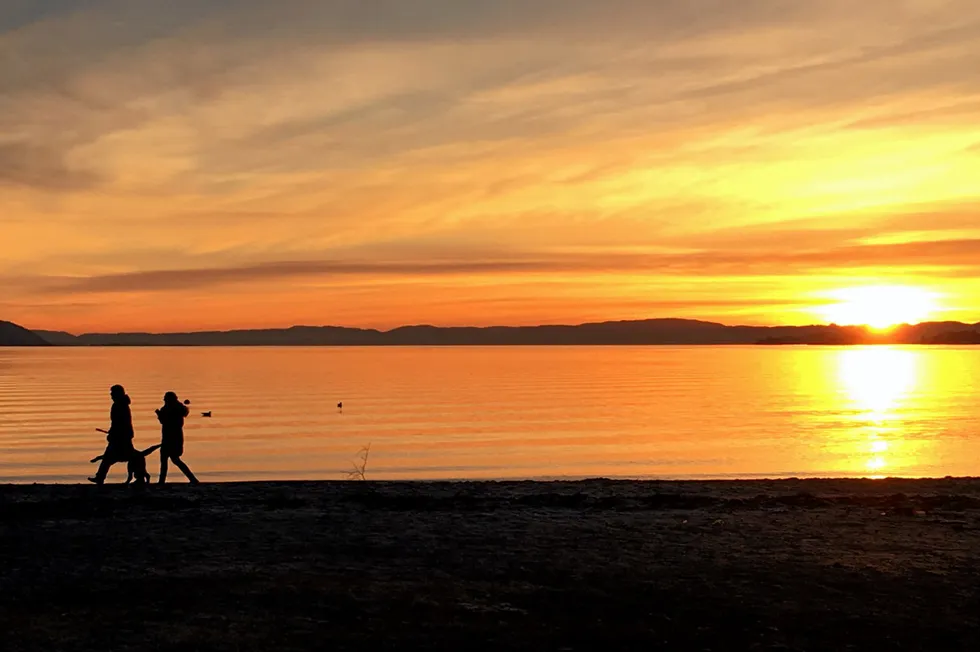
[3,0,980,333]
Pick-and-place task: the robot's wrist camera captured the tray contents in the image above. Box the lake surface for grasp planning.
[1,346,979,483]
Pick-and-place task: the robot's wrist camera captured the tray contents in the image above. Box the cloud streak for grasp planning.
[20,236,980,299]
[0,141,100,190]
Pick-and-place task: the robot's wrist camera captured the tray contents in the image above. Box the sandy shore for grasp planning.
[3,478,980,651]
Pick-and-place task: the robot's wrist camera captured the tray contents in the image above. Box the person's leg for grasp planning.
[171,455,199,484]
[158,449,169,484]
[90,447,116,483]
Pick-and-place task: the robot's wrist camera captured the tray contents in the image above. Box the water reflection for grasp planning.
[836,347,918,475]
[1,346,976,482]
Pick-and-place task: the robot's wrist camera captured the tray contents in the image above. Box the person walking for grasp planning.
[89,384,136,484]
[156,391,199,484]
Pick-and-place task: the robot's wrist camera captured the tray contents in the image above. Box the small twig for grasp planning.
[345,443,371,481]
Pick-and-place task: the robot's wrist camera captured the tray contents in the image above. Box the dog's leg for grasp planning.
[126,471,133,484]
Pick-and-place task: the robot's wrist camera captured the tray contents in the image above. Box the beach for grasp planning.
[3,478,980,651]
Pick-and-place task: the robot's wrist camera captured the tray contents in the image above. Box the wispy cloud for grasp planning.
[16,234,980,301]
[0,141,100,190]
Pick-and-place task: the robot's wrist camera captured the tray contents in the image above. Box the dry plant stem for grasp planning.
[346,444,370,481]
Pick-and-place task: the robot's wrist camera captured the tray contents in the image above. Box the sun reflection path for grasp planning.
[836,347,919,475]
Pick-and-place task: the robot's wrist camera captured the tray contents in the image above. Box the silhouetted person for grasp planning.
[156,391,199,484]
[89,384,136,484]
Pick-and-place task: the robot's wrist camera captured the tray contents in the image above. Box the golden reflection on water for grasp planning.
[2,346,977,482]
[836,347,919,477]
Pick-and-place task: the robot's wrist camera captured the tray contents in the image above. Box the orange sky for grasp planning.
[2,1,980,333]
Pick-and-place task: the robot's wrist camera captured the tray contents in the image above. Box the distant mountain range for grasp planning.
[0,320,50,346]
[12,318,980,346]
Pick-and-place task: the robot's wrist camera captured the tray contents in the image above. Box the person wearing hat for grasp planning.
[155,391,199,484]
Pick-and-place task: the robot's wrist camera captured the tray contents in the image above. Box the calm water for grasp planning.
[1,346,979,483]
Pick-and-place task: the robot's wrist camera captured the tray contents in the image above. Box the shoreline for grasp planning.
[4,478,980,650]
[4,473,980,484]
[11,342,980,347]
[4,474,980,487]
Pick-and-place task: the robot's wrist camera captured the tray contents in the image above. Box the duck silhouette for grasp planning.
[337,402,343,413]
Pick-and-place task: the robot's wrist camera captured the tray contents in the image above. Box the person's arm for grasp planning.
[107,404,119,437]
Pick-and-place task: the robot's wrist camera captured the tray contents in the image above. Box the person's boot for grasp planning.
[91,456,112,484]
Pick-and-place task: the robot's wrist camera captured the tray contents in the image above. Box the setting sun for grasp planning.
[818,286,940,330]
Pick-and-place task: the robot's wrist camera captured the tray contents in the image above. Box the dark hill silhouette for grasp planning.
[28,318,980,346]
[0,320,50,346]
[923,329,980,344]
[32,330,90,345]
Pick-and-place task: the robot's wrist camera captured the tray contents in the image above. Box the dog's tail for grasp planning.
[140,444,162,457]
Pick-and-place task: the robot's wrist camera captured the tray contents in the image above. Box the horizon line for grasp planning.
[26,316,980,338]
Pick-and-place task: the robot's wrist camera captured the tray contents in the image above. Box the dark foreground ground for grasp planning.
[3,479,980,651]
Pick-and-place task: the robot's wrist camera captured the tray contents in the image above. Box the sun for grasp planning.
[818,285,939,330]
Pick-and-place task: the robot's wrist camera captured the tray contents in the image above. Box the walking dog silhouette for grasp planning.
[91,444,161,485]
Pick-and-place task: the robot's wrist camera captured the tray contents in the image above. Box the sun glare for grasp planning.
[818,286,939,330]
[837,347,920,477]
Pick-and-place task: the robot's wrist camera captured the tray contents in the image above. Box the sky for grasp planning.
[2,0,980,333]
